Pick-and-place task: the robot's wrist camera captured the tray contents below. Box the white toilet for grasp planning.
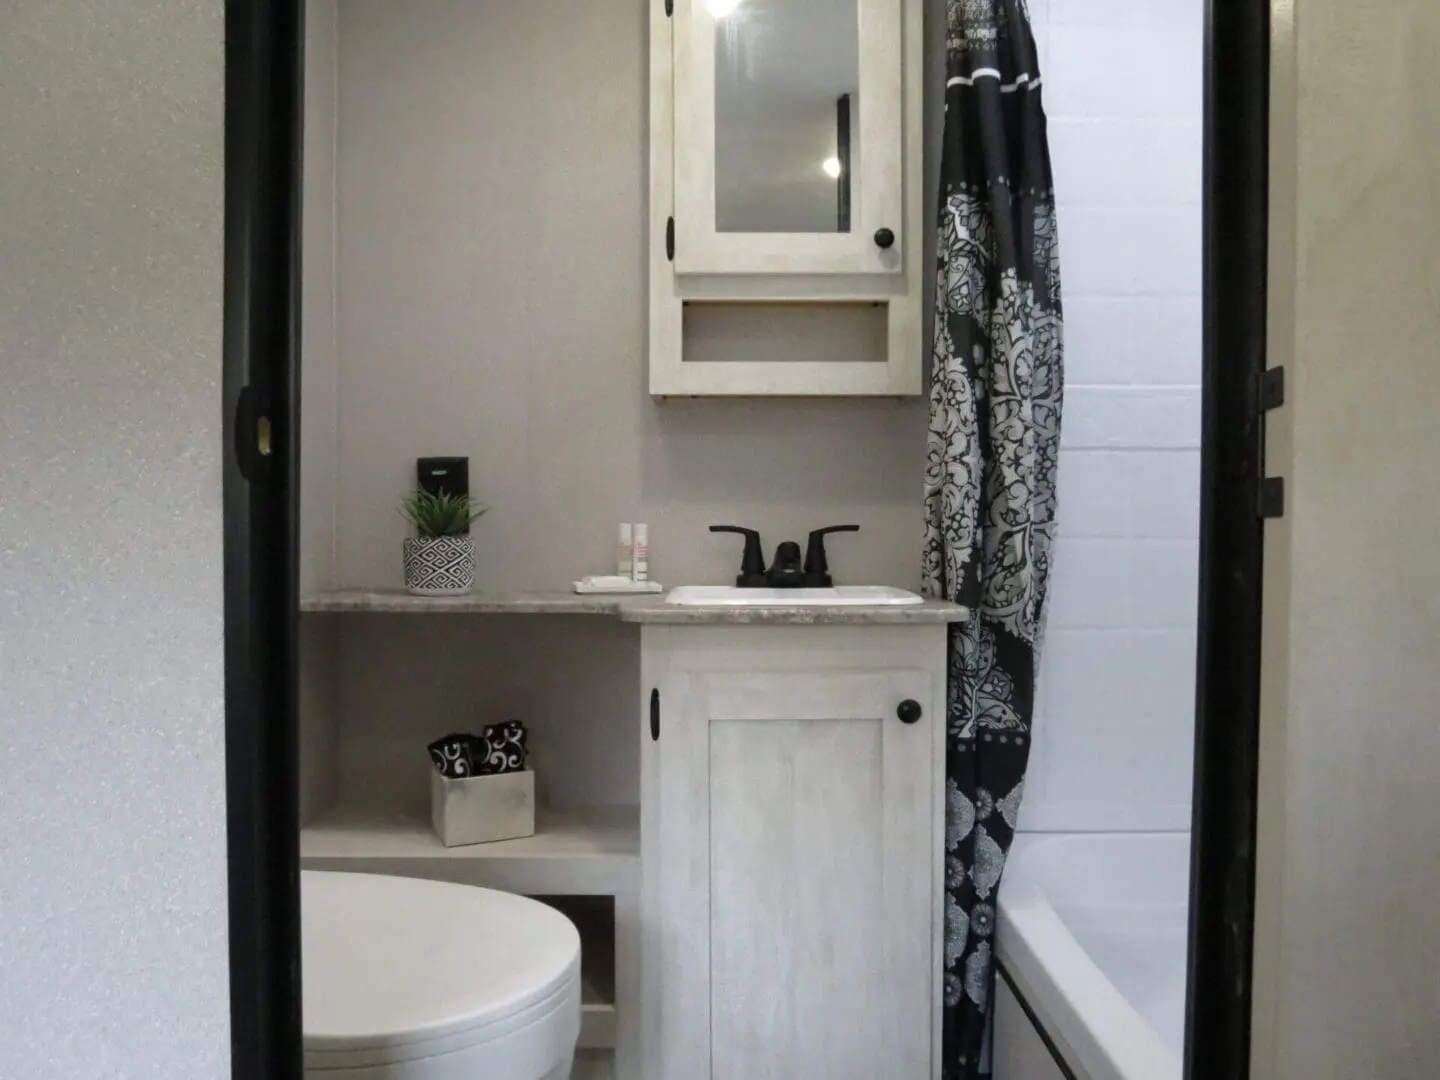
[301,870,582,1079]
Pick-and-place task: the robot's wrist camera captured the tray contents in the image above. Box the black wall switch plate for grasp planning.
[417,457,469,501]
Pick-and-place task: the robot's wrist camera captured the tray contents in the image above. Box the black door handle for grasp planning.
[897,699,922,724]
[874,227,896,249]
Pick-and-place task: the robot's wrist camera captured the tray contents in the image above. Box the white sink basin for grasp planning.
[665,585,925,607]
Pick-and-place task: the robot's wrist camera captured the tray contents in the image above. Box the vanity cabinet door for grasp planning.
[671,0,905,276]
[653,666,936,1080]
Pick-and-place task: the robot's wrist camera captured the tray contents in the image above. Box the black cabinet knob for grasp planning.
[897,699,922,724]
[873,227,896,249]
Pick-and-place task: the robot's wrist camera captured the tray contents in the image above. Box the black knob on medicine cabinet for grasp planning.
[874,227,896,249]
[897,699,923,724]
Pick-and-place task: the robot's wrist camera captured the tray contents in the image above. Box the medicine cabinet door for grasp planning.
[671,0,906,277]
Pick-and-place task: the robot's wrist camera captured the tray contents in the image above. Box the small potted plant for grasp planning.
[399,489,487,595]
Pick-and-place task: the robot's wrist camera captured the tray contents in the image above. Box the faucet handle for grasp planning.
[710,525,768,588]
[803,525,860,587]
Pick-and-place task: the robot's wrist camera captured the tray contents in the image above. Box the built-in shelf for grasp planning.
[570,1051,617,1080]
[581,976,617,1050]
[530,894,618,1050]
[570,897,619,1051]
[300,589,626,616]
[300,803,639,896]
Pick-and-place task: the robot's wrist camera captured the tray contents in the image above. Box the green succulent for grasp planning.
[399,489,488,538]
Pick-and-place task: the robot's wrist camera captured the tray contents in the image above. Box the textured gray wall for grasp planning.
[0,3,230,1077]
[1251,1,1440,1075]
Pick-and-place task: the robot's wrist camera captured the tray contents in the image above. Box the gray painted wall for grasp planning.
[299,0,939,817]
[0,2,230,1077]
[302,0,340,596]
[319,0,931,596]
[300,0,343,824]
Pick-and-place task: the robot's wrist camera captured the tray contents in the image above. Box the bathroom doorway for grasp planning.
[222,1,1271,1078]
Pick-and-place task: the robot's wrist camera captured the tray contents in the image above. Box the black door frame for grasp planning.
[220,2,1273,1077]
[223,1,304,1078]
[1186,1,1270,1077]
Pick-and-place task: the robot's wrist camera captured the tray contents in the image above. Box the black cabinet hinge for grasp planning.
[650,688,660,741]
[1259,477,1285,519]
[665,0,673,15]
[665,216,675,261]
[1257,366,1285,414]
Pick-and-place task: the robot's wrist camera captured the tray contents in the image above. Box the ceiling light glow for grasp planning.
[708,0,741,18]
[822,157,843,179]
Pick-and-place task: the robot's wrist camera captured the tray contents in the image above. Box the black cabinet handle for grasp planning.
[897,699,922,724]
[874,227,896,249]
[650,688,660,741]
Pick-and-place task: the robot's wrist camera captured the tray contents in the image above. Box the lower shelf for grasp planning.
[571,1050,616,1080]
[300,802,639,896]
[535,895,617,1051]
[581,981,617,1051]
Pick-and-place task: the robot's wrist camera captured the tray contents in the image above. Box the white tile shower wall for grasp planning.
[1020,0,1203,833]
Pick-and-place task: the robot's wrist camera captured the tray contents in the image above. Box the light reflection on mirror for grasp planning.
[713,0,859,234]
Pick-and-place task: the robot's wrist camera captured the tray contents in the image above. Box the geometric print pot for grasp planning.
[402,536,475,595]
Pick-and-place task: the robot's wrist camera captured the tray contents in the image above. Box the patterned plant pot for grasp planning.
[403,536,475,595]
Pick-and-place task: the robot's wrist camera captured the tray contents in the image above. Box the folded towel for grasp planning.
[428,721,529,778]
[427,733,478,778]
[478,720,528,773]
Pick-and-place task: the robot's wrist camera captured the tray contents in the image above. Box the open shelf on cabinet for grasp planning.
[300,802,639,896]
[581,977,617,1052]
[534,895,618,1051]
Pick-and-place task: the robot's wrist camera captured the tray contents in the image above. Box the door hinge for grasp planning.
[665,0,673,15]
[1259,477,1285,519]
[650,688,660,741]
[665,216,675,261]
[1257,366,1286,414]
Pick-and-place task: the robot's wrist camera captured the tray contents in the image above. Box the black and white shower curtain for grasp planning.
[921,2,1063,1076]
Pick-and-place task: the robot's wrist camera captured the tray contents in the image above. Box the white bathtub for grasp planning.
[995,832,1190,1080]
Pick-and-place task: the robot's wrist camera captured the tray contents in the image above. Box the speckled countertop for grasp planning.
[301,588,969,625]
[300,589,618,616]
[612,596,967,625]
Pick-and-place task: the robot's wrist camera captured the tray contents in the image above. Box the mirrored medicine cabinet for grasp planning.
[650,0,923,395]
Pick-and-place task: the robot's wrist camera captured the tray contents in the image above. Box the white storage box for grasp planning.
[430,768,536,847]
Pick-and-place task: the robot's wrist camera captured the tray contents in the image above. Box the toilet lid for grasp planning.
[301,871,580,1061]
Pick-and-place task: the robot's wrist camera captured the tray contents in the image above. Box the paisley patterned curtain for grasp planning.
[921,1,1063,1075]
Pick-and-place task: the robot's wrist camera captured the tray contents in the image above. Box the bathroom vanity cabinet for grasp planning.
[298,594,961,1080]
[640,624,947,1079]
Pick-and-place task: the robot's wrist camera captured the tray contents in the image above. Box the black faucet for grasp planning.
[710,524,860,588]
[709,526,769,587]
[802,524,860,587]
